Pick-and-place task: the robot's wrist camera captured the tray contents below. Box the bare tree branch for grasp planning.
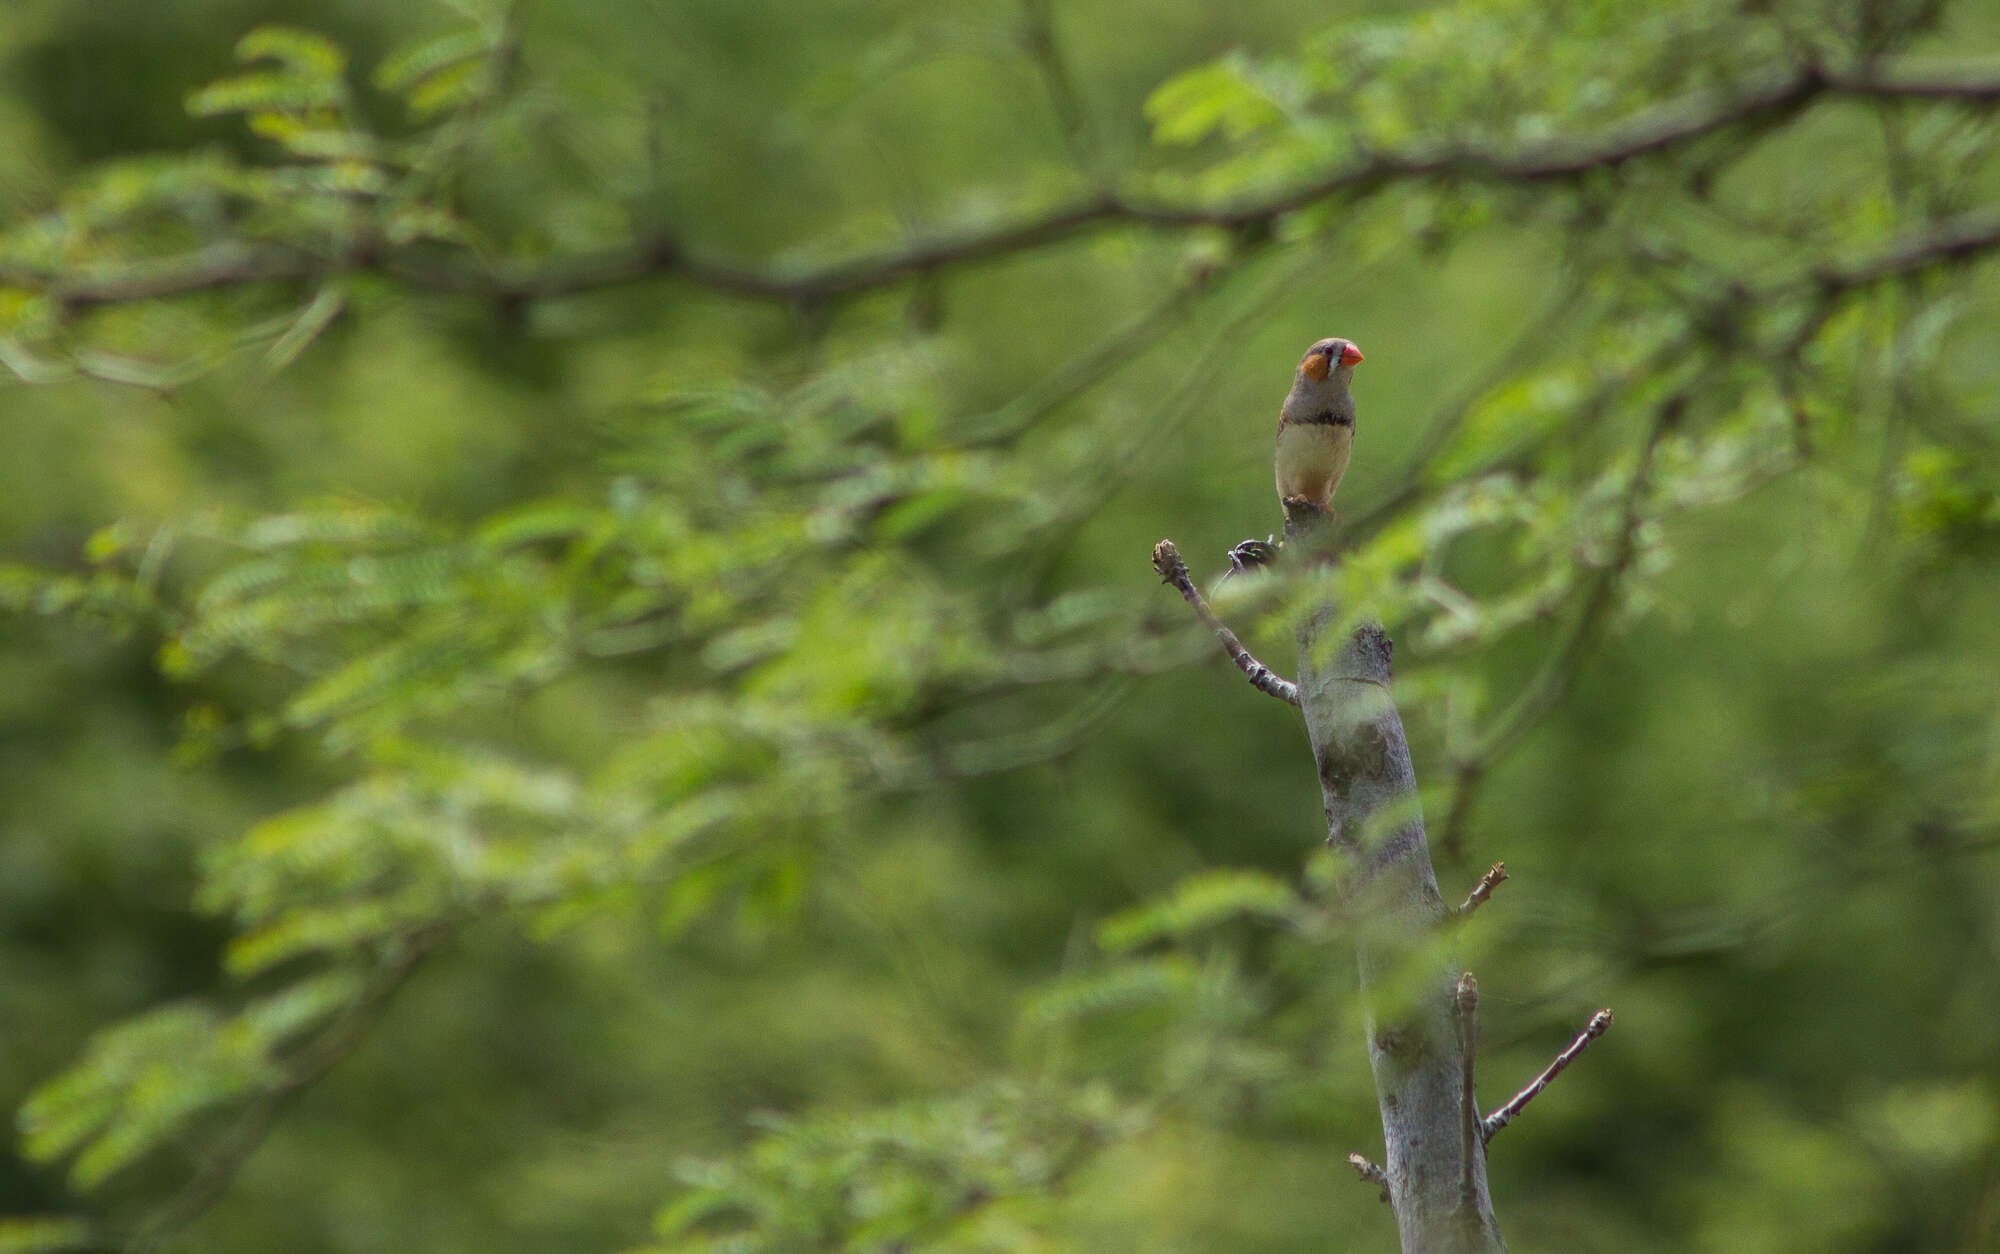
[1482,1009,1615,1143]
[963,253,1244,448]
[1347,1151,1390,1202]
[1438,389,1688,859]
[1151,539,1300,706]
[1810,205,2000,293]
[1820,59,2000,100]
[1017,0,1096,170]
[7,59,1999,314]
[1454,862,1510,918]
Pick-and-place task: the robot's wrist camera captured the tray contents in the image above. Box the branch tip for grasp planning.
[1454,861,1509,917]
[1148,538,1300,706]
[1346,1151,1389,1203]
[1482,1005,1616,1142]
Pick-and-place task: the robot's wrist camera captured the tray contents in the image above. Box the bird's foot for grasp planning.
[1281,495,1339,537]
[1229,537,1281,573]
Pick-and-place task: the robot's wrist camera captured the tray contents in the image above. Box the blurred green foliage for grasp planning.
[2,0,1999,1251]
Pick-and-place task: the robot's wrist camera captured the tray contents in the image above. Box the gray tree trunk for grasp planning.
[1295,605,1505,1253]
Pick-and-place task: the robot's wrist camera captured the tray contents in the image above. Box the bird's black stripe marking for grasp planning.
[1306,408,1355,427]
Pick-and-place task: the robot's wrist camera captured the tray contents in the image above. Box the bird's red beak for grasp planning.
[1339,344,1365,366]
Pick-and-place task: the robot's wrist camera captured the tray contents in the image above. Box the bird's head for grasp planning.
[1298,337,1364,384]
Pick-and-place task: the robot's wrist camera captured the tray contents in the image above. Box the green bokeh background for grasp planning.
[4,2,1999,1252]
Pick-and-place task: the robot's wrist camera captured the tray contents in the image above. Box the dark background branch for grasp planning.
[8,58,2000,315]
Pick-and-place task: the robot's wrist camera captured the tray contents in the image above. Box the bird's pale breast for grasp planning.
[1275,419,1352,508]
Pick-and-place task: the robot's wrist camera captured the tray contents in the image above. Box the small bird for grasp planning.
[1274,336,1365,518]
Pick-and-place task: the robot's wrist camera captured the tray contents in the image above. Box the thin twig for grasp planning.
[1151,539,1300,705]
[1481,1008,1614,1142]
[1040,245,1320,556]
[1341,274,1588,539]
[1481,390,1684,743]
[1346,1151,1390,1203]
[1018,0,1096,170]
[1330,190,1986,555]
[1863,105,1929,548]
[1454,862,1510,917]
[130,929,447,1251]
[962,257,1234,448]
[1438,388,1688,859]
[1799,205,2000,305]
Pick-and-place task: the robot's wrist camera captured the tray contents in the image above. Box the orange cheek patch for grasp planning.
[1301,354,1330,382]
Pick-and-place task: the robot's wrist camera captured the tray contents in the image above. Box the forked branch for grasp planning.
[1151,539,1300,706]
